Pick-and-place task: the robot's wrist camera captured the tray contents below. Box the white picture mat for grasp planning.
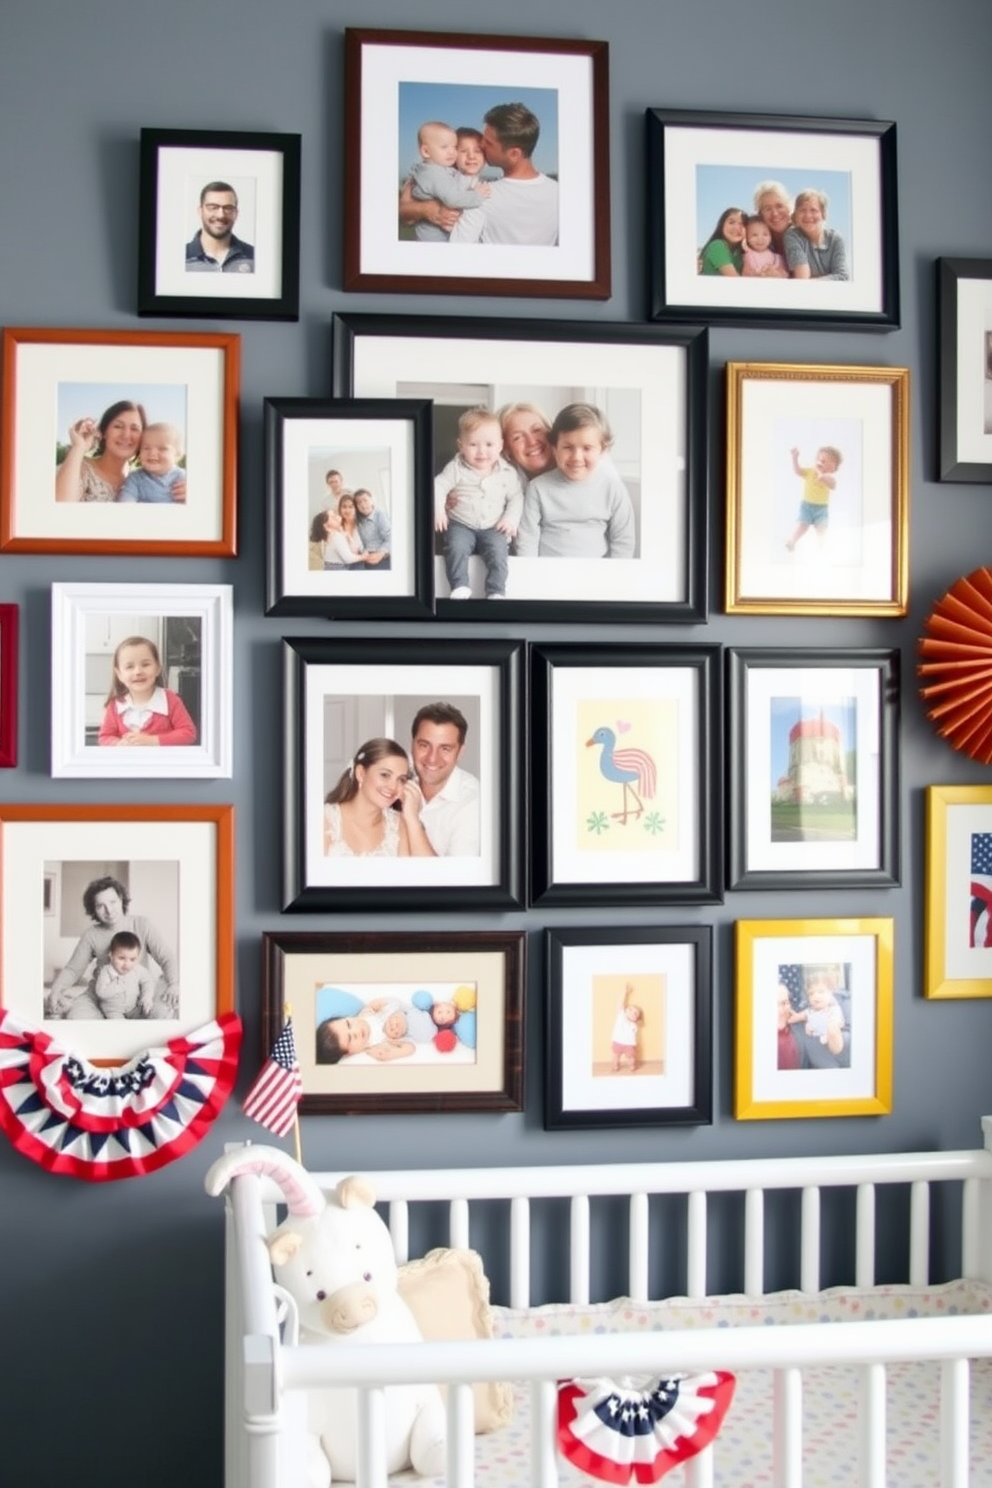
[304,662,500,888]
[359,42,595,282]
[16,340,227,542]
[352,334,688,604]
[738,376,895,602]
[281,418,415,598]
[154,145,284,299]
[955,278,992,461]
[2,818,218,1060]
[559,940,695,1111]
[944,802,992,981]
[664,126,884,313]
[745,666,881,871]
[50,582,232,779]
[551,665,699,885]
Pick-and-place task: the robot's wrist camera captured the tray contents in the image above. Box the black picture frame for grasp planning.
[284,636,524,912]
[264,397,435,619]
[938,257,992,482]
[544,925,712,1131]
[332,312,708,624]
[263,929,524,1115]
[530,642,722,907]
[646,108,899,331]
[137,128,301,320]
[726,647,900,891]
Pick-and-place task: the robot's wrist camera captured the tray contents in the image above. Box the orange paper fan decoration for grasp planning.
[919,567,992,764]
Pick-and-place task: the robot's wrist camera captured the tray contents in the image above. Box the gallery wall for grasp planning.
[2,0,992,1483]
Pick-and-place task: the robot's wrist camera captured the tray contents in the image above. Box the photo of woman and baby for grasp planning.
[696,168,852,282]
[55,382,188,505]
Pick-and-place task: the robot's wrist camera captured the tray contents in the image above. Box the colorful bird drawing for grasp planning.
[586,725,658,824]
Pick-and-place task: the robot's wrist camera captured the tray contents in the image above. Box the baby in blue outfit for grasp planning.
[117,423,185,504]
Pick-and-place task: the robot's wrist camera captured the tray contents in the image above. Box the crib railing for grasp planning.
[226,1122,992,1488]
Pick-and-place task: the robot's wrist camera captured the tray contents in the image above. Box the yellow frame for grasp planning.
[725,361,910,617]
[734,917,894,1119]
[925,785,992,998]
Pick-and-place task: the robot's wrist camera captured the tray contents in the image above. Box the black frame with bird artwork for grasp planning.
[529,642,723,906]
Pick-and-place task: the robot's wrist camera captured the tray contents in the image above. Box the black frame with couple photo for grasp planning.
[283,636,525,912]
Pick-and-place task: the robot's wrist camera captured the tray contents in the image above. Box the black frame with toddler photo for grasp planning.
[333,312,709,624]
[283,635,525,913]
[544,925,712,1131]
[646,108,899,331]
[262,929,524,1116]
[137,128,301,321]
[265,396,435,619]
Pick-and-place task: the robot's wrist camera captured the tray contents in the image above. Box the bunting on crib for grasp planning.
[558,1370,736,1484]
[0,1008,242,1181]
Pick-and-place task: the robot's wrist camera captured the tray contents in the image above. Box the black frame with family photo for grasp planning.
[262,929,525,1116]
[646,108,900,331]
[137,128,301,321]
[937,257,992,483]
[332,312,709,624]
[343,28,610,300]
[283,635,525,913]
[264,397,435,619]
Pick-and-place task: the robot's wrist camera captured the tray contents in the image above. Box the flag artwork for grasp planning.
[243,1019,302,1137]
[970,832,992,949]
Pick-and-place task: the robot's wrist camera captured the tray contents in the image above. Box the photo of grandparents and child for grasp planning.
[314,981,477,1067]
[776,962,852,1071]
[55,382,188,505]
[397,83,558,247]
[307,458,391,574]
[696,166,852,281]
[397,381,641,601]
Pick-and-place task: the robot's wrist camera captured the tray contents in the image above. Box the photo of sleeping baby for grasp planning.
[314,980,477,1067]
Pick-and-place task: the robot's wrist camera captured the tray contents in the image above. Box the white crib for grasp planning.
[220,1120,992,1488]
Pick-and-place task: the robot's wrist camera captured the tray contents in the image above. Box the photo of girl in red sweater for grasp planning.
[98,634,197,747]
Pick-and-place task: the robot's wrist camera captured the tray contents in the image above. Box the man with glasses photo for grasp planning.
[185,180,255,273]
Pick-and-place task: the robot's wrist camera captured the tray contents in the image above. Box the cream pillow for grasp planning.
[398,1246,512,1433]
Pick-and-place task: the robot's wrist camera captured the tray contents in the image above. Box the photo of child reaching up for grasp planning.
[785,444,842,552]
[611,982,643,1073]
[409,120,491,242]
[515,403,636,560]
[435,406,523,599]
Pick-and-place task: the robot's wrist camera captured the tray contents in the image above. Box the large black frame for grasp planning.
[137,128,301,321]
[726,647,900,891]
[530,642,723,907]
[332,312,709,625]
[544,924,712,1131]
[265,397,435,619]
[938,257,992,483]
[646,108,899,331]
[284,635,524,912]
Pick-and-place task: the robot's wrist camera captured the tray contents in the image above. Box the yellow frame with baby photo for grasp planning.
[726,361,909,617]
[734,916,894,1121]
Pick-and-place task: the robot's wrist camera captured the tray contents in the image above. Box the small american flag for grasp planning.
[970,832,992,948]
[243,1020,302,1138]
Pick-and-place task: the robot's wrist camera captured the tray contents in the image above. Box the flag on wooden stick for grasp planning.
[243,1018,302,1138]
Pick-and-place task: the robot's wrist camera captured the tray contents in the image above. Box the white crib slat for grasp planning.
[773,1367,803,1488]
[940,1357,969,1488]
[449,1196,469,1251]
[910,1181,930,1286]
[571,1194,590,1305]
[687,1191,707,1299]
[389,1199,409,1264]
[856,1184,876,1288]
[744,1188,764,1296]
[530,1378,559,1488]
[857,1363,886,1487]
[446,1381,475,1488]
[356,1386,388,1488]
[800,1187,820,1294]
[962,1176,980,1278]
[510,1196,531,1309]
[685,1443,715,1488]
[629,1192,649,1301]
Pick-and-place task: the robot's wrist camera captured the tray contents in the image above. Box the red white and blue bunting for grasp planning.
[558,1370,736,1483]
[0,1009,241,1181]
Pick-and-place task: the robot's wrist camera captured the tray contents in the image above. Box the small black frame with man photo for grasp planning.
[264,397,435,619]
[937,258,992,483]
[647,108,899,331]
[283,636,524,912]
[343,28,610,300]
[138,128,301,321]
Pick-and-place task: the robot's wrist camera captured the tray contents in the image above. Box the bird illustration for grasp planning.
[586,725,658,824]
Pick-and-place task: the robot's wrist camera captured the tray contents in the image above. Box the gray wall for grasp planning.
[2,1,992,1483]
